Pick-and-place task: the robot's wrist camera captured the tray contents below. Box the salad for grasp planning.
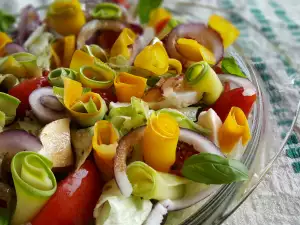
[0,0,257,225]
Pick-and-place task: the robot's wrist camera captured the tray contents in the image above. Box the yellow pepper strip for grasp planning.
[63,35,76,67]
[0,32,12,56]
[110,28,136,59]
[208,14,240,48]
[114,72,147,102]
[218,107,251,153]
[143,112,179,172]
[63,78,108,127]
[148,8,171,28]
[47,0,86,36]
[134,42,169,76]
[70,50,95,72]
[93,120,119,181]
[176,38,216,65]
[168,58,182,74]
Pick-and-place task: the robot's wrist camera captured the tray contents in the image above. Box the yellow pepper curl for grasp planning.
[143,113,179,172]
[70,50,95,72]
[148,8,171,28]
[110,28,136,59]
[93,120,119,181]
[218,107,251,153]
[51,35,76,68]
[114,72,147,102]
[0,32,12,57]
[47,0,86,36]
[208,14,240,48]
[176,38,216,65]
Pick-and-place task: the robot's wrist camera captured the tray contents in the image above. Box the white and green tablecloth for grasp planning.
[1,0,300,224]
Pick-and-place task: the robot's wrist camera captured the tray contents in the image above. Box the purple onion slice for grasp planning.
[164,23,224,66]
[29,87,67,124]
[3,43,26,55]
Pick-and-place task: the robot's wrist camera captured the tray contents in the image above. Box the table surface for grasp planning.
[0,0,300,225]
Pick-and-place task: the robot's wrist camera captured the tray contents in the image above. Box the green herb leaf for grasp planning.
[221,57,247,78]
[182,153,248,184]
[137,0,163,24]
[0,10,16,32]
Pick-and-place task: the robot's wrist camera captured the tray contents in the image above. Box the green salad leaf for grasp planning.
[94,180,152,225]
[108,97,150,136]
[0,10,15,32]
[137,0,163,24]
[221,57,247,78]
[182,153,249,184]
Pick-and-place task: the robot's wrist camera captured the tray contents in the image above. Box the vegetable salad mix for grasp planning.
[0,0,257,224]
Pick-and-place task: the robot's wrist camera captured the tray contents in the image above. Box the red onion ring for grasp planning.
[77,20,126,49]
[3,43,26,55]
[164,23,224,66]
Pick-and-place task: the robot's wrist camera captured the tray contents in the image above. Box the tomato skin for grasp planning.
[212,87,257,122]
[92,87,117,106]
[155,18,170,34]
[8,76,50,117]
[31,160,103,225]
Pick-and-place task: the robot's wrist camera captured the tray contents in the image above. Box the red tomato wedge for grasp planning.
[155,18,170,34]
[8,76,49,117]
[212,86,256,122]
[31,160,103,225]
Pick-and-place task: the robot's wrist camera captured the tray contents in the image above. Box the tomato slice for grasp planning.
[31,160,103,225]
[212,87,256,122]
[8,76,50,117]
[155,18,170,34]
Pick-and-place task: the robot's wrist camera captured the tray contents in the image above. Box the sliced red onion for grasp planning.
[218,74,257,96]
[16,5,41,45]
[144,203,168,225]
[128,23,144,35]
[3,43,26,55]
[164,23,224,66]
[29,87,67,124]
[0,130,42,154]
[77,20,126,49]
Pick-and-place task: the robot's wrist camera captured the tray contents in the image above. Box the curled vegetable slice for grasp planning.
[48,68,77,87]
[143,113,179,172]
[81,44,108,62]
[127,161,189,200]
[110,28,136,59]
[208,14,240,48]
[0,74,19,91]
[91,3,122,20]
[0,32,12,56]
[79,63,115,89]
[164,23,224,66]
[47,0,86,36]
[0,52,41,78]
[218,107,251,153]
[93,120,119,181]
[114,72,147,102]
[62,35,76,67]
[69,50,95,72]
[148,8,171,33]
[0,92,20,125]
[10,151,57,225]
[64,78,108,127]
[134,42,169,75]
[184,61,223,105]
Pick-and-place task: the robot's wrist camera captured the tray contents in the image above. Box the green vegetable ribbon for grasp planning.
[91,3,122,20]
[0,52,42,78]
[127,161,190,200]
[10,152,57,225]
[184,61,223,105]
[48,67,78,87]
[0,92,20,127]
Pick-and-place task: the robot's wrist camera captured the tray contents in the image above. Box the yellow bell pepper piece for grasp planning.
[148,8,171,28]
[0,32,12,56]
[47,0,86,36]
[176,38,216,65]
[134,42,169,75]
[218,107,251,153]
[168,58,182,74]
[110,28,136,59]
[63,35,76,67]
[114,72,147,102]
[208,14,240,48]
[70,50,95,72]
[93,120,119,181]
[143,113,179,172]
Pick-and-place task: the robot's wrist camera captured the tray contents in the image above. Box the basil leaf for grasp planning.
[137,0,163,24]
[182,153,248,184]
[0,10,15,32]
[221,57,247,78]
